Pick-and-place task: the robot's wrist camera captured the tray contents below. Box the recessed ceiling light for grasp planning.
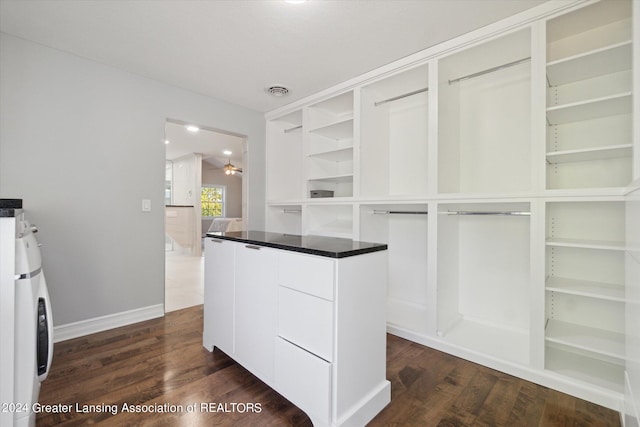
[223,150,232,156]
[185,125,199,132]
[165,140,170,145]
[265,85,290,97]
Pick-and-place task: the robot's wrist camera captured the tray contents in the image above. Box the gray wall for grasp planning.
[0,34,265,326]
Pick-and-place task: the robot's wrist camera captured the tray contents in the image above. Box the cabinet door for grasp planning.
[203,238,235,354]
[235,244,278,382]
[275,337,331,424]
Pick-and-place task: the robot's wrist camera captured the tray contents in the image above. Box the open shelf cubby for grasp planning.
[266,110,304,201]
[305,204,353,239]
[306,91,354,199]
[265,205,302,236]
[436,202,531,365]
[544,200,626,391]
[545,0,633,191]
[438,28,532,195]
[360,64,429,198]
[360,203,429,334]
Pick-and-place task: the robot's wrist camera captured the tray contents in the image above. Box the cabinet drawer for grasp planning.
[278,286,333,361]
[275,337,331,424]
[278,251,334,300]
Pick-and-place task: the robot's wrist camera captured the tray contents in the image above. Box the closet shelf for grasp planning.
[546,237,625,251]
[308,146,353,162]
[545,276,624,302]
[545,319,625,360]
[546,144,632,164]
[546,92,632,125]
[308,117,354,140]
[546,41,632,87]
[308,174,353,184]
[545,346,624,393]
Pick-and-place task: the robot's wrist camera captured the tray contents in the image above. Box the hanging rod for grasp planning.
[444,210,530,216]
[282,209,302,213]
[374,87,429,107]
[373,210,428,215]
[283,125,302,133]
[448,57,531,85]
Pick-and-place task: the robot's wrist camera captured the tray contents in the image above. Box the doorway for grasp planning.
[164,119,247,312]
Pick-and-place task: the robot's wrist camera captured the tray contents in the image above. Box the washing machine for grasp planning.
[13,210,54,427]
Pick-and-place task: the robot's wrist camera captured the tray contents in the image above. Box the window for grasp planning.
[201,185,225,218]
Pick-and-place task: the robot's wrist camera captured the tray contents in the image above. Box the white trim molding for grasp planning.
[53,304,164,343]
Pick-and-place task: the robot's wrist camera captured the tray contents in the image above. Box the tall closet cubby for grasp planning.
[265,0,637,412]
[438,29,532,195]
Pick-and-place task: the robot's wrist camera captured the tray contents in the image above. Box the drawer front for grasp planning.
[278,251,335,300]
[275,337,331,424]
[278,286,333,361]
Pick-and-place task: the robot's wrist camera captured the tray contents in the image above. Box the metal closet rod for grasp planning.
[443,210,530,216]
[283,124,302,133]
[373,210,428,215]
[282,209,302,213]
[374,87,429,107]
[448,57,531,85]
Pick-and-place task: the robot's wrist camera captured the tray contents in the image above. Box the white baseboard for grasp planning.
[625,371,640,427]
[53,304,164,343]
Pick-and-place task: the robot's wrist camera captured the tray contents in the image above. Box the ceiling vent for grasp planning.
[265,85,290,97]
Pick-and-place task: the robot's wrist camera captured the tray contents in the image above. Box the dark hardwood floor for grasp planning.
[37,305,620,426]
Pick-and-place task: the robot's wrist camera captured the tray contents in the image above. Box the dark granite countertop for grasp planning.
[206,230,387,259]
[0,199,22,218]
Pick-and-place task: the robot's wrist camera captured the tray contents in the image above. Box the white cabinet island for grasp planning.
[203,230,390,427]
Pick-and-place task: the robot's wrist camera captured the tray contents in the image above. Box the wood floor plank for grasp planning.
[36,305,621,427]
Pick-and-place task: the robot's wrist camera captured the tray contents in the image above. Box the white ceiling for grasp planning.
[165,120,244,170]
[0,0,550,113]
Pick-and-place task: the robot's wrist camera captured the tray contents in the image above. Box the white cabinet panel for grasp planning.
[234,244,277,382]
[203,238,235,354]
[275,337,331,424]
[278,286,333,362]
[278,251,335,300]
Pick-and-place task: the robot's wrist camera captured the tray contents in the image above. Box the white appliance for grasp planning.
[0,200,53,427]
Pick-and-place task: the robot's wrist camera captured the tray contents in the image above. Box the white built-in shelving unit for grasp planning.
[264,0,637,413]
[545,0,633,192]
[306,91,355,200]
[545,200,626,392]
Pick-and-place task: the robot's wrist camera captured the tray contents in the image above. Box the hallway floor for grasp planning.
[165,250,203,312]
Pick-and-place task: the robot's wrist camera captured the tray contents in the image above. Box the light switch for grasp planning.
[142,199,151,212]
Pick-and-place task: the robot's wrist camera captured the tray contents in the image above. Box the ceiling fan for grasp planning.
[223,159,243,175]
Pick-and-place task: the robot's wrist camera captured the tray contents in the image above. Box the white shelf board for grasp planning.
[545,319,624,360]
[546,92,632,125]
[308,174,353,184]
[545,345,624,393]
[546,144,632,164]
[308,117,353,140]
[308,146,353,162]
[439,318,529,365]
[546,41,632,86]
[545,276,624,302]
[546,237,625,251]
